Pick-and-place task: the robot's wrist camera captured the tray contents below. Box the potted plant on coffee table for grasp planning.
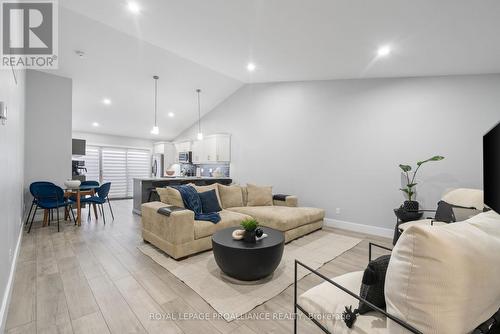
[399,155,445,212]
[240,219,263,243]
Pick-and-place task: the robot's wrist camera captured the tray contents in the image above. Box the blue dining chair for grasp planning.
[81,180,100,188]
[69,180,100,202]
[27,184,76,233]
[81,182,114,224]
[25,181,55,226]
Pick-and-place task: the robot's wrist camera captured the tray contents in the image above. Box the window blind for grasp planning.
[126,149,151,197]
[102,147,128,198]
[84,146,100,183]
[85,146,151,199]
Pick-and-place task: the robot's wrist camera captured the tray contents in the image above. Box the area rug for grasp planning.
[138,230,361,321]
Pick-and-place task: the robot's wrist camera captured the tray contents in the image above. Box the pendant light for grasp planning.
[196,88,203,140]
[150,75,159,135]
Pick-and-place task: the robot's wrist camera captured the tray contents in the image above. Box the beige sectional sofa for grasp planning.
[141,183,325,259]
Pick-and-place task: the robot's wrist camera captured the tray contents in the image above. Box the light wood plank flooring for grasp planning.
[5,200,392,334]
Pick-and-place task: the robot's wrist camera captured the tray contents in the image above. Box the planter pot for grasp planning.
[243,230,256,243]
[403,200,419,212]
[394,207,423,222]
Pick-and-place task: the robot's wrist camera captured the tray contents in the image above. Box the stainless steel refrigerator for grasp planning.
[152,154,164,178]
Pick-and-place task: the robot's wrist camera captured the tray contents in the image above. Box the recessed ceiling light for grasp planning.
[127,2,141,14]
[92,122,99,127]
[168,112,175,117]
[102,98,112,105]
[377,45,391,57]
[246,62,256,72]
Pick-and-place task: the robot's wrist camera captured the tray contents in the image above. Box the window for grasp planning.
[83,146,100,183]
[84,145,151,199]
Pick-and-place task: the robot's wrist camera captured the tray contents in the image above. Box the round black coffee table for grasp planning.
[212,227,285,281]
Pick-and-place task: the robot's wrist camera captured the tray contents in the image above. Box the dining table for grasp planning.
[64,184,100,226]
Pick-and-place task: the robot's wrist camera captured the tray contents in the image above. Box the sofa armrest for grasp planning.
[141,201,195,245]
[273,194,298,207]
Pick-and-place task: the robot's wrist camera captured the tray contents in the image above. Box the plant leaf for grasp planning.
[417,155,445,166]
[399,164,412,172]
[407,183,418,188]
[400,188,410,194]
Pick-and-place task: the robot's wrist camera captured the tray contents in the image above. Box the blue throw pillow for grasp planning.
[199,189,222,213]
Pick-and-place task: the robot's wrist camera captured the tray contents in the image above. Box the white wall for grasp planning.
[25,70,72,206]
[177,74,500,232]
[0,69,26,332]
[72,131,153,151]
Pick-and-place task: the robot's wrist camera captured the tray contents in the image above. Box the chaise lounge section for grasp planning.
[141,183,325,259]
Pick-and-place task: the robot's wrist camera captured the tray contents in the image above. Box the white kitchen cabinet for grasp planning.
[215,135,231,162]
[191,140,203,164]
[153,142,165,154]
[203,136,217,162]
[191,134,231,164]
[154,141,176,172]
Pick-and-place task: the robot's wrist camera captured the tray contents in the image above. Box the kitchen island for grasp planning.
[133,177,232,215]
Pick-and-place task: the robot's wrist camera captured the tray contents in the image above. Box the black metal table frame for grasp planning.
[293,242,422,334]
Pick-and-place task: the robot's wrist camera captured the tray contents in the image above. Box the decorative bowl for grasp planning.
[166,170,175,176]
[64,180,81,189]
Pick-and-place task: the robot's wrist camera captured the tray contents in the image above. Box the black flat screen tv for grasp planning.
[484,122,500,213]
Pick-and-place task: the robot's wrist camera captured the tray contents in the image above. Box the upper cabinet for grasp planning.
[153,141,176,168]
[191,134,231,164]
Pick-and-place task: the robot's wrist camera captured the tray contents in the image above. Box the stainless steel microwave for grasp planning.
[179,151,192,163]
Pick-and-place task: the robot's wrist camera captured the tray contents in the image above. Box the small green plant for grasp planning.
[399,155,445,201]
[240,218,259,232]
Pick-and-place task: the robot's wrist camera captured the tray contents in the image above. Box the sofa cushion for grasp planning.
[246,183,273,206]
[156,187,185,208]
[386,210,500,334]
[194,210,252,239]
[358,255,390,314]
[199,189,222,213]
[227,206,325,231]
[241,185,248,206]
[217,184,244,208]
[299,271,389,334]
[398,219,446,231]
[190,183,222,207]
[441,188,484,210]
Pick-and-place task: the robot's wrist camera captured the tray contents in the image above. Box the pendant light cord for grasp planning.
[154,75,159,127]
[197,89,201,134]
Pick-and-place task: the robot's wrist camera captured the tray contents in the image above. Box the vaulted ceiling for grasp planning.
[57,0,500,140]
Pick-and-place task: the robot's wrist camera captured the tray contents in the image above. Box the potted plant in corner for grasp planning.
[399,155,445,212]
[240,219,263,243]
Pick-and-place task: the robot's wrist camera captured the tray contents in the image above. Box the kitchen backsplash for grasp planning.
[198,163,230,177]
[180,163,230,177]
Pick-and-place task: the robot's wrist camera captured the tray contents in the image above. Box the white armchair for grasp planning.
[397,188,484,234]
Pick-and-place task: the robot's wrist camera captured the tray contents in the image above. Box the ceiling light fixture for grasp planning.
[150,75,159,135]
[246,62,256,72]
[377,45,391,57]
[127,2,141,14]
[92,122,99,127]
[196,89,203,140]
[102,98,111,105]
[168,112,175,118]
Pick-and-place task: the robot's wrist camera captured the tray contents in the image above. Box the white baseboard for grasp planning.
[324,218,394,238]
[0,225,23,333]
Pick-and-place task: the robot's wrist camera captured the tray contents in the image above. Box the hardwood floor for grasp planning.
[5,200,392,334]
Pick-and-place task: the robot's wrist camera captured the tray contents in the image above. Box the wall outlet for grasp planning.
[9,248,12,261]
[336,208,341,214]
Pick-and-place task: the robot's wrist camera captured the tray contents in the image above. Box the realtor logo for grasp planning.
[1,0,58,69]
